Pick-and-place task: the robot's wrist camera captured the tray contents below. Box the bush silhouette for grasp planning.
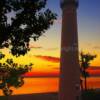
[0,52,33,96]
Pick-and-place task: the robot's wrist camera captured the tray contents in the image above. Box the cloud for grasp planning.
[93,46,100,50]
[23,71,59,77]
[29,44,42,49]
[35,55,60,63]
[45,47,59,51]
[55,18,62,24]
[52,67,60,70]
[87,66,100,77]
[47,65,54,67]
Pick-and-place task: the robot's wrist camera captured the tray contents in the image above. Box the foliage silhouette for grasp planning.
[0,52,33,96]
[0,0,57,96]
[0,0,57,56]
[80,52,96,91]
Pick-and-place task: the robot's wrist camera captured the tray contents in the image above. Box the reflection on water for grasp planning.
[84,77,100,89]
[0,77,59,96]
[0,77,100,96]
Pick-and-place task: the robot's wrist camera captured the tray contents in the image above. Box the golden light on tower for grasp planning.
[60,0,80,100]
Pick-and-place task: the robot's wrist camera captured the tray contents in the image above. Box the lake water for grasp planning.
[84,77,100,89]
[0,77,59,96]
[0,77,100,96]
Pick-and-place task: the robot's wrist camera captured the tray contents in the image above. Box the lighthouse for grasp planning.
[60,0,80,100]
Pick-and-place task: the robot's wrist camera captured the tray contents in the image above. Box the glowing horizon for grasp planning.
[0,47,100,77]
[0,0,100,96]
[0,0,100,77]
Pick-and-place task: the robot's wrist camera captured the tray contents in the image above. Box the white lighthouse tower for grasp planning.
[60,0,80,100]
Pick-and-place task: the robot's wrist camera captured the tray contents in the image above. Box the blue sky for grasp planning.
[1,0,100,66]
[44,0,100,65]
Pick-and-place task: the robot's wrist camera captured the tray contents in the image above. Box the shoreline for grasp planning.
[0,92,58,100]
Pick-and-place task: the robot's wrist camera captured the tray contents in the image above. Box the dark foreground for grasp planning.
[0,90,100,100]
[81,89,100,100]
[0,92,58,100]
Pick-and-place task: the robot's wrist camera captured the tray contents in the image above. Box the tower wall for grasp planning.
[59,0,80,100]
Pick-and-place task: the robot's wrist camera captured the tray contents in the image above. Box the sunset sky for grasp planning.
[0,0,100,77]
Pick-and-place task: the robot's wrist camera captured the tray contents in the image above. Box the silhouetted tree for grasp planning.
[0,0,57,56]
[0,52,33,96]
[0,0,57,96]
[80,52,96,91]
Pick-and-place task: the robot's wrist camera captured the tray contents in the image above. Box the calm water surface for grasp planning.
[0,77,59,95]
[0,77,100,96]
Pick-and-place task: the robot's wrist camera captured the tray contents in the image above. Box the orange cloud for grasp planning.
[93,46,100,50]
[23,71,59,77]
[46,47,58,51]
[29,44,42,49]
[87,66,100,76]
[34,55,60,63]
